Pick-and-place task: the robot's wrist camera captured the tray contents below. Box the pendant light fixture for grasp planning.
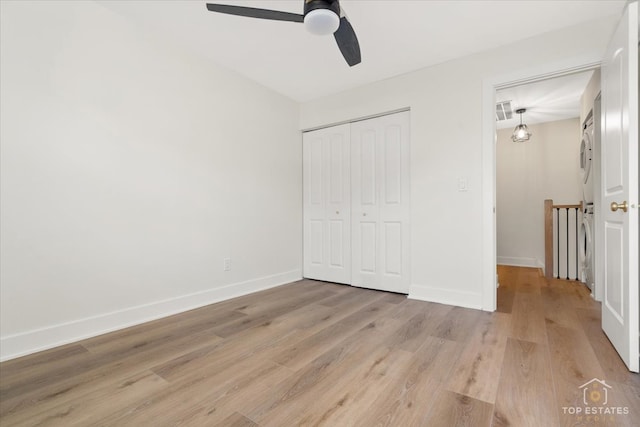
[512,108,532,142]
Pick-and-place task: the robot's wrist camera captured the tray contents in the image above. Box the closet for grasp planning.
[302,111,410,294]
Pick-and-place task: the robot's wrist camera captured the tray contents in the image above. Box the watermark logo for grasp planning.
[562,378,629,423]
[580,378,611,406]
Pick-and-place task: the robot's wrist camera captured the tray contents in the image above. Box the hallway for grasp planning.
[495,265,640,426]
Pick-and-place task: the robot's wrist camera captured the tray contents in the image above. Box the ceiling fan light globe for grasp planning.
[304,9,340,35]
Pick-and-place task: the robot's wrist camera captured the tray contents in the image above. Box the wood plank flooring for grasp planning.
[1,266,639,426]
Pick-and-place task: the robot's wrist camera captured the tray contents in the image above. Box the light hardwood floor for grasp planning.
[1,266,639,426]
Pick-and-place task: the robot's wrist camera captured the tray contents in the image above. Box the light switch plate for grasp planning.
[458,177,468,192]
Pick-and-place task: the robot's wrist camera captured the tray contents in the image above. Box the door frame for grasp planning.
[481,54,602,310]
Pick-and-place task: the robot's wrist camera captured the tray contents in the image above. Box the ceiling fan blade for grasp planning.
[333,15,361,66]
[206,3,304,23]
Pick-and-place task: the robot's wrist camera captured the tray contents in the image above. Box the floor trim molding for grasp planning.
[497,256,544,270]
[409,284,482,310]
[0,269,302,362]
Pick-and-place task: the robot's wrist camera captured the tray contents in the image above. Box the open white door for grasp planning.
[600,1,638,373]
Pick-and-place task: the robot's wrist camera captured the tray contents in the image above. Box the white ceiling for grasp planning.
[496,70,594,130]
[98,0,625,102]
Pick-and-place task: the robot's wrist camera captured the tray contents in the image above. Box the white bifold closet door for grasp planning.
[303,124,351,284]
[351,112,410,293]
[302,111,410,293]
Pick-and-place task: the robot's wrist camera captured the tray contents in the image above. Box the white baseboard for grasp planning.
[497,256,544,271]
[408,284,482,310]
[0,269,302,362]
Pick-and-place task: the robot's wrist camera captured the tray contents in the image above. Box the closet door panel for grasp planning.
[379,114,410,291]
[352,120,380,288]
[309,220,324,265]
[383,221,402,276]
[360,130,377,205]
[360,222,377,273]
[329,137,345,203]
[303,124,351,284]
[352,111,410,293]
[384,125,403,205]
[329,220,344,267]
[309,138,323,204]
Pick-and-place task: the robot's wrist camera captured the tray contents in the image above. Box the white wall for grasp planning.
[581,68,601,125]
[0,1,301,361]
[496,119,582,270]
[300,17,617,310]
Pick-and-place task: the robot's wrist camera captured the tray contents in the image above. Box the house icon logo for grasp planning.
[562,378,628,418]
[579,378,611,405]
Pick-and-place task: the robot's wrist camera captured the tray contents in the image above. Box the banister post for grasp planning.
[544,199,553,279]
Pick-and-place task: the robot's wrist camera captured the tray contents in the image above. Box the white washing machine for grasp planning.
[580,115,594,204]
[579,113,596,291]
[579,205,595,291]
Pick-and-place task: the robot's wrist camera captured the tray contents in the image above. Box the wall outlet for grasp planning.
[223,258,231,271]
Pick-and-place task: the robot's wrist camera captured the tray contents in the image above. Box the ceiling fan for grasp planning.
[205,0,361,66]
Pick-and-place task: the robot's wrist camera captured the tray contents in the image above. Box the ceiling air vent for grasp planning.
[496,100,513,121]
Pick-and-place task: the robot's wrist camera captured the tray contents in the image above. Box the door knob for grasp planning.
[336,211,339,215]
[610,201,628,212]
